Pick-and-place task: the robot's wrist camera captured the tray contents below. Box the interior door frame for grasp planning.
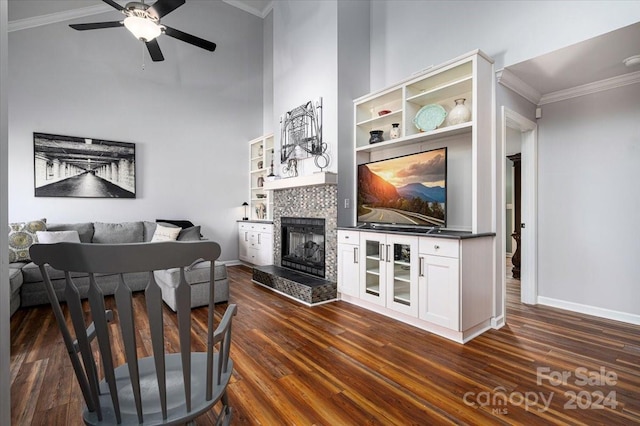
[501,107,538,312]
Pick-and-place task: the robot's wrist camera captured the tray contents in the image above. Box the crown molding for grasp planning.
[538,70,640,105]
[8,4,112,32]
[222,0,273,19]
[495,68,542,105]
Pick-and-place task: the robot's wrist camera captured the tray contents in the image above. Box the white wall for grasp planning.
[370,0,640,90]
[263,10,273,134]
[537,84,640,315]
[272,0,338,176]
[337,0,370,227]
[8,1,264,261]
[1,2,11,422]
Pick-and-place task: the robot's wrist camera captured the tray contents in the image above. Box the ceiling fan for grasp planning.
[70,0,216,62]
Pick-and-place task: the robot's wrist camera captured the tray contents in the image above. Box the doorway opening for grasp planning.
[500,107,538,326]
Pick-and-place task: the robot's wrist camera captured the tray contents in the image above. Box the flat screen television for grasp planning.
[357,147,447,228]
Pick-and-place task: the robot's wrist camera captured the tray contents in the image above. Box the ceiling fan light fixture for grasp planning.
[124,16,162,42]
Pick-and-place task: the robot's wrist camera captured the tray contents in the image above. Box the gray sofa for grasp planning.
[9,221,229,317]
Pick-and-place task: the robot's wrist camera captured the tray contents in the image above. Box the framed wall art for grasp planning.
[34,132,136,198]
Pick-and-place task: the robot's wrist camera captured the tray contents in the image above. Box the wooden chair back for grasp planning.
[29,240,237,425]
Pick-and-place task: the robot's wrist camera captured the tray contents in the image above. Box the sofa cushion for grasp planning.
[47,222,94,243]
[154,261,227,287]
[36,230,81,244]
[151,224,181,242]
[143,221,157,242]
[9,267,23,294]
[93,222,143,244]
[21,261,87,283]
[8,219,47,263]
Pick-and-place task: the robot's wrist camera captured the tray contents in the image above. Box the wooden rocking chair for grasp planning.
[29,240,237,425]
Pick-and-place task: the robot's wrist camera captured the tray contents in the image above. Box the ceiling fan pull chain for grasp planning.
[141,42,145,71]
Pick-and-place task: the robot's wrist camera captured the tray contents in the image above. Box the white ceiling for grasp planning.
[7,0,273,23]
[501,21,640,105]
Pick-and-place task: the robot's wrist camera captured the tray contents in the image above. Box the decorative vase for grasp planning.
[448,98,471,125]
[257,176,264,187]
[369,130,384,144]
[390,123,400,139]
[258,145,263,157]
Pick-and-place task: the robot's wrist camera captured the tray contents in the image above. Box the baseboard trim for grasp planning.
[537,296,640,326]
[491,315,505,329]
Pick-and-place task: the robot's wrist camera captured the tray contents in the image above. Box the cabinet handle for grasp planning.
[386,245,391,263]
[434,244,440,250]
[244,231,248,242]
[419,256,424,277]
[379,244,384,261]
[353,247,358,264]
[258,234,261,244]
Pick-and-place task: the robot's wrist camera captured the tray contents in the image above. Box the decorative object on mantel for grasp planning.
[413,104,447,131]
[390,123,401,139]
[280,98,328,164]
[267,149,276,177]
[369,130,384,144]
[282,158,299,178]
[314,152,330,172]
[447,98,471,125]
[33,132,136,198]
[242,202,249,220]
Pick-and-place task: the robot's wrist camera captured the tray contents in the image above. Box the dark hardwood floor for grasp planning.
[10,263,640,425]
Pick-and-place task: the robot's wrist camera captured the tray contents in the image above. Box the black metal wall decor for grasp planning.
[280,98,329,172]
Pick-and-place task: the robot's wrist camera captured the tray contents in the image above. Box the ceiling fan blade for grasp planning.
[149,0,185,18]
[146,39,165,62]
[69,21,124,31]
[102,0,124,11]
[163,26,217,52]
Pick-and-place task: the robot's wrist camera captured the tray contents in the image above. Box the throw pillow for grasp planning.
[8,218,47,262]
[177,226,202,241]
[36,230,81,244]
[46,222,94,243]
[93,222,144,244]
[151,224,182,242]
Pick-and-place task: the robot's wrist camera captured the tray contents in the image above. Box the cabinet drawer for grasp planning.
[239,222,273,233]
[338,230,359,244]
[419,237,459,258]
[255,224,273,234]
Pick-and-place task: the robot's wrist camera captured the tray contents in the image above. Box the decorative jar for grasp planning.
[390,123,400,139]
[448,98,471,125]
[369,130,384,144]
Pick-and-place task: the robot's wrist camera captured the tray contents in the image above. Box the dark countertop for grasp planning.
[337,226,495,240]
[237,220,273,224]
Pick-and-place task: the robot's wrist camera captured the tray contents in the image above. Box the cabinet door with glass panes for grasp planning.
[384,234,419,317]
[359,232,387,306]
[249,134,274,220]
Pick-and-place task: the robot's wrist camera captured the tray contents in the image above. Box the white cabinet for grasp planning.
[249,134,274,221]
[418,238,460,329]
[238,222,273,266]
[359,232,419,316]
[337,229,494,343]
[337,230,359,298]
